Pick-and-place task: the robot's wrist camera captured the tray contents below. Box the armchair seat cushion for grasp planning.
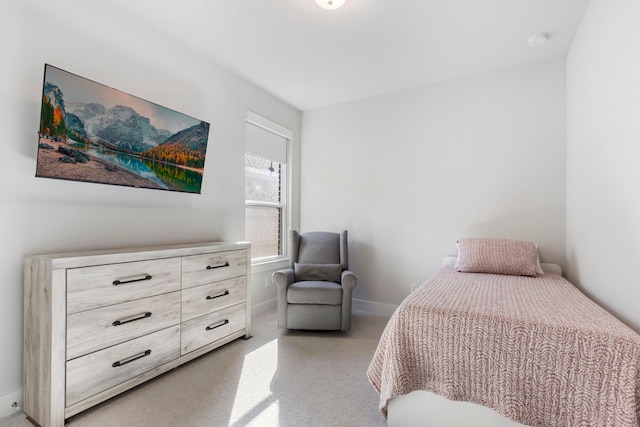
[287,281,343,305]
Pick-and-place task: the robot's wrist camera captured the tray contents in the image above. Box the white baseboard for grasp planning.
[252,297,396,318]
[0,389,22,421]
[353,298,397,318]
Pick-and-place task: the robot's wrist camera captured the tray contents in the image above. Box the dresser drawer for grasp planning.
[67,258,181,314]
[66,325,180,407]
[181,303,246,355]
[181,277,246,322]
[67,292,181,360]
[182,250,247,289]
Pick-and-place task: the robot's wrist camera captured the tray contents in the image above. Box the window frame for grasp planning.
[244,153,287,260]
[245,112,293,268]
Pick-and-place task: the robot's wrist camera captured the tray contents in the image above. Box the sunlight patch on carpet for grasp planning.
[229,338,279,426]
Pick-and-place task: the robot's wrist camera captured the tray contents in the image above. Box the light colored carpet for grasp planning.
[2,309,389,427]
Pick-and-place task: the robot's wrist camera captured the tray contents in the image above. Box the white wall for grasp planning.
[0,0,300,416]
[566,0,640,332]
[301,58,567,313]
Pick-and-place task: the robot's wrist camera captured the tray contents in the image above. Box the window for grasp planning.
[245,153,286,259]
[245,114,290,261]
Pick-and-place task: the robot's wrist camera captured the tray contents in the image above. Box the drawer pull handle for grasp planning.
[206,290,230,300]
[112,349,151,368]
[206,262,229,270]
[112,312,152,326]
[112,275,153,286]
[205,319,229,331]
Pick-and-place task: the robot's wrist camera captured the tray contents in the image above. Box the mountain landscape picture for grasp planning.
[36,64,210,193]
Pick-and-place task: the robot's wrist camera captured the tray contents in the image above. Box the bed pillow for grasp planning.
[534,245,544,275]
[294,263,342,283]
[455,237,539,277]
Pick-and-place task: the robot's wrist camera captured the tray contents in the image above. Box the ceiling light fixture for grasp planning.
[315,0,346,10]
[528,33,550,47]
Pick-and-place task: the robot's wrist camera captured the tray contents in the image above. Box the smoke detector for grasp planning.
[528,33,550,47]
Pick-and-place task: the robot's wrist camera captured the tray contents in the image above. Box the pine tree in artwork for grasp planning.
[40,96,53,136]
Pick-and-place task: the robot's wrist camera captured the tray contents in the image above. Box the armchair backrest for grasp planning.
[290,230,349,270]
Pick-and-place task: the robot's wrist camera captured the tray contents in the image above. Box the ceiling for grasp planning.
[106,0,591,111]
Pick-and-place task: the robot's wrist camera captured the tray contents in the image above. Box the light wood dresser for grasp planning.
[23,241,251,427]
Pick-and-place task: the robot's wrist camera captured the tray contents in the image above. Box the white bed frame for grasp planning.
[388,391,529,427]
[386,257,563,427]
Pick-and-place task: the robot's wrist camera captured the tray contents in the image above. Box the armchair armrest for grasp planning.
[273,268,294,329]
[272,268,294,289]
[341,270,357,290]
[340,270,357,331]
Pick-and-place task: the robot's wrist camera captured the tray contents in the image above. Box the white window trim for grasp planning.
[247,111,293,140]
[251,256,290,274]
[245,112,293,266]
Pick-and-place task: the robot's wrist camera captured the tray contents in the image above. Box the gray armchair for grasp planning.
[272,230,357,331]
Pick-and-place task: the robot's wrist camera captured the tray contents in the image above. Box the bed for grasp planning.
[367,238,640,427]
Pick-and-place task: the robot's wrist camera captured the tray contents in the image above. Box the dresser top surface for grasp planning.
[25,241,251,269]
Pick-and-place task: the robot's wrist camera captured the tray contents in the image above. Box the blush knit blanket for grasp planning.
[367,265,640,426]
